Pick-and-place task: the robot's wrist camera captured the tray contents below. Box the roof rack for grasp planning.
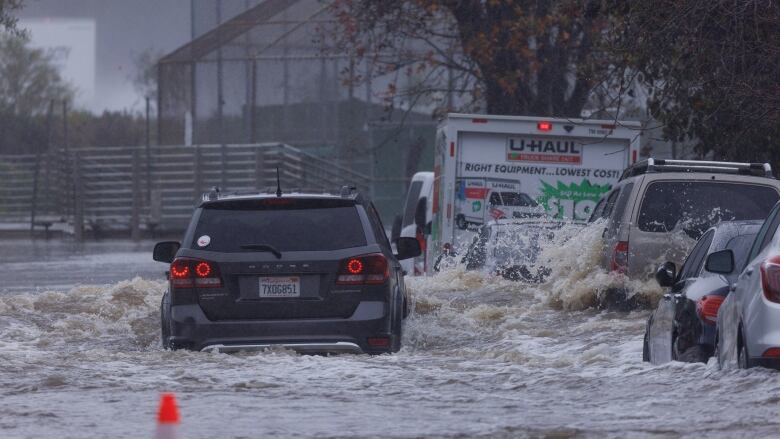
[619,158,773,181]
[199,186,364,203]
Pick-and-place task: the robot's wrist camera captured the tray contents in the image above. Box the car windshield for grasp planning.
[192,199,367,252]
[500,192,538,207]
[637,182,779,238]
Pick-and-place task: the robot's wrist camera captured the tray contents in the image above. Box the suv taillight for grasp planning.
[696,295,725,325]
[170,257,223,289]
[760,256,780,303]
[610,241,629,274]
[336,254,389,285]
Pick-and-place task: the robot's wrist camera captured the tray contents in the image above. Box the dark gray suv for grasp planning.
[153,189,421,354]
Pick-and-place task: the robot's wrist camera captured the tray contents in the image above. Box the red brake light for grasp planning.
[170,258,222,289]
[610,241,629,274]
[171,259,190,279]
[195,262,212,277]
[367,337,390,348]
[696,295,725,325]
[763,348,780,358]
[347,259,364,274]
[760,256,780,303]
[337,254,389,285]
[537,121,552,131]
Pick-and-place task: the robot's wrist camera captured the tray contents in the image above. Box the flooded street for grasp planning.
[1,230,780,438]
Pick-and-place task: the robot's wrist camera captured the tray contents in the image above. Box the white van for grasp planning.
[394,172,434,275]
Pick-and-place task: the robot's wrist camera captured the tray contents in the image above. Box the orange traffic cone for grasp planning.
[155,393,182,439]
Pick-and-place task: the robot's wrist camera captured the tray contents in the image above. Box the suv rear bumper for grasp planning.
[168,301,394,354]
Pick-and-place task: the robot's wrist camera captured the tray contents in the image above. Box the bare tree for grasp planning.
[328,0,621,118]
[0,0,23,34]
[0,34,73,116]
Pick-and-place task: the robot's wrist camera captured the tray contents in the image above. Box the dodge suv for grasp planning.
[153,188,421,354]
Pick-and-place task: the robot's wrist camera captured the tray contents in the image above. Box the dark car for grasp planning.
[643,220,761,364]
[461,219,578,282]
[153,189,421,354]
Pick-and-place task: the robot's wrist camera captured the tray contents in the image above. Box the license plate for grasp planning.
[259,276,301,298]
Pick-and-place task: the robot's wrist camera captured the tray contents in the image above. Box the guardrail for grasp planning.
[0,143,370,238]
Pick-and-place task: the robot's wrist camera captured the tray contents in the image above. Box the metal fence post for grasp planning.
[30,152,41,233]
[73,151,83,242]
[131,149,142,241]
[194,145,202,204]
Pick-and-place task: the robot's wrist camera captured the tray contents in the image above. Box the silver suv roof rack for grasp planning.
[619,158,773,181]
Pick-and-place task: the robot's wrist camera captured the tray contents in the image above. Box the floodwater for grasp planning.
[1,228,779,438]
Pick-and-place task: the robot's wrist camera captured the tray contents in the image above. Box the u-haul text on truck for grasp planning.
[429,113,641,272]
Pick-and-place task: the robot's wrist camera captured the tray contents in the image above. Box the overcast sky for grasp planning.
[18,0,191,113]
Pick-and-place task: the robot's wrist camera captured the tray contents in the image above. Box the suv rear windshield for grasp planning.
[192,199,367,252]
[637,182,779,237]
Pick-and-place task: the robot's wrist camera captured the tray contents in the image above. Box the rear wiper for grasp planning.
[239,243,282,259]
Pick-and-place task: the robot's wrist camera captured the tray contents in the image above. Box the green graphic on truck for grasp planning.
[536,179,611,220]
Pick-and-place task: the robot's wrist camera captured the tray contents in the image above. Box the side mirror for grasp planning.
[705,249,735,274]
[153,241,181,263]
[390,214,402,243]
[395,237,422,261]
[655,261,676,287]
[414,197,427,230]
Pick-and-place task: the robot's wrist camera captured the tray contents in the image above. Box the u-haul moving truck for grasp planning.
[429,113,641,273]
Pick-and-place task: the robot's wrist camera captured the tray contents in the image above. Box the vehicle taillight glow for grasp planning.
[337,254,389,285]
[537,121,552,131]
[195,262,212,277]
[347,258,364,274]
[760,256,780,303]
[367,337,390,348]
[762,348,780,358]
[610,241,629,274]
[171,260,190,279]
[169,257,222,289]
[696,295,725,325]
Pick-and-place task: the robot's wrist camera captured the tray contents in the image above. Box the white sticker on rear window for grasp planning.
[197,235,211,247]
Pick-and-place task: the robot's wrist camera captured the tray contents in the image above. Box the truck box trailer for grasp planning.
[428,113,641,273]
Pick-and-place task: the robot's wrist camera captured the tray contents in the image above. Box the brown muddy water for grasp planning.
[0,228,778,438]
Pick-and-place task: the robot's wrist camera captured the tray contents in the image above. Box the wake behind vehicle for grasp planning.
[643,220,760,364]
[153,187,420,354]
[592,159,780,280]
[461,219,579,282]
[718,201,780,369]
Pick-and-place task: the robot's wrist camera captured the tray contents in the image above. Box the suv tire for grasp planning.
[160,292,171,350]
[390,292,403,353]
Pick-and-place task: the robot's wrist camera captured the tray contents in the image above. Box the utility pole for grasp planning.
[145,96,152,203]
[62,100,69,155]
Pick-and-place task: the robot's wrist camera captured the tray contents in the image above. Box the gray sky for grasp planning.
[18,0,191,113]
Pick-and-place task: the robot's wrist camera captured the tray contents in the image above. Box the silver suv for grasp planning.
[590,159,780,280]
